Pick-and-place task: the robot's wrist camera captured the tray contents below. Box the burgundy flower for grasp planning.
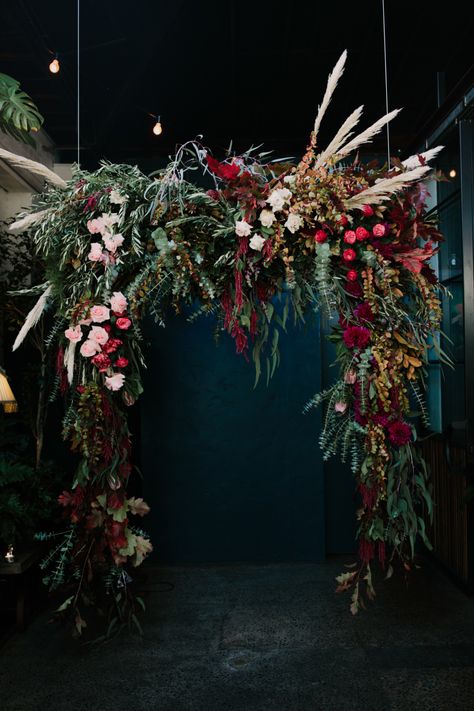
[343,325,371,349]
[206,154,240,181]
[115,357,129,368]
[362,204,374,216]
[372,412,389,428]
[347,269,358,282]
[354,302,374,323]
[343,248,357,262]
[345,281,363,298]
[91,352,112,372]
[315,229,328,243]
[102,337,123,354]
[388,420,412,447]
[372,241,394,259]
[206,189,220,200]
[338,215,349,227]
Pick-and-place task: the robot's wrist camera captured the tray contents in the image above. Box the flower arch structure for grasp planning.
[10,51,445,629]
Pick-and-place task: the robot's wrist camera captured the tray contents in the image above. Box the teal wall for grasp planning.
[140,309,328,563]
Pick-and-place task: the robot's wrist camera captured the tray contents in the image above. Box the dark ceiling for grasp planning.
[1,1,473,171]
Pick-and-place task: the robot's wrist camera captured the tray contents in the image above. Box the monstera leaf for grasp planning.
[0,73,43,145]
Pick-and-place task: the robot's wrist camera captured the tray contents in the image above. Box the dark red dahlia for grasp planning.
[388,420,412,447]
[354,302,374,323]
[343,325,371,349]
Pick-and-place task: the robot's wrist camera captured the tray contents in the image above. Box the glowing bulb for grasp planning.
[49,57,60,74]
[5,544,15,564]
[152,120,163,136]
[449,168,457,178]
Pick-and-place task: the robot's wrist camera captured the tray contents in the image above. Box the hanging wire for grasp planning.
[381,0,390,168]
[77,0,80,167]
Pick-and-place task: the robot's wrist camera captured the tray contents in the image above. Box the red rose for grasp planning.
[362,204,374,216]
[116,317,132,330]
[372,223,386,237]
[343,248,356,262]
[102,337,123,354]
[347,269,358,282]
[315,229,328,243]
[344,230,356,244]
[115,357,129,368]
[355,226,370,241]
[343,325,371,349]
[206,154,240,181]
[91,352,111,372]
[338,215,349,227]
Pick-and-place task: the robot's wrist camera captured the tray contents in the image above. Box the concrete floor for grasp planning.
[1,557,474,711]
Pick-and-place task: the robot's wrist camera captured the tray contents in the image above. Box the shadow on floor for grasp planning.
[1,556,474,711]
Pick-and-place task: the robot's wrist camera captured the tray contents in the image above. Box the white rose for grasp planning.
[259,209,275,228]
[235,220,252,237]
[249,234,266,251]
[285,213,304,234]
[110,190,127,205]
[267,187,292,212]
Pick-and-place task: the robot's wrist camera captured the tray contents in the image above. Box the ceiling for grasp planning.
[1,1,473,171]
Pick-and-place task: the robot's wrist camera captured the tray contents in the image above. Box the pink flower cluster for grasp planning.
[87,212,125,264]
[64,291,131,391]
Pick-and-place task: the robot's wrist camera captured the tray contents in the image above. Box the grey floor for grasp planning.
[1,557,474,711]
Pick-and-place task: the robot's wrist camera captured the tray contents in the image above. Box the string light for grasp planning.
[49,54,60,74]
[152,115,163,136]
[449,168,457,178]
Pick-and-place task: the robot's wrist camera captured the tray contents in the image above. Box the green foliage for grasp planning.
[0,73,43,145]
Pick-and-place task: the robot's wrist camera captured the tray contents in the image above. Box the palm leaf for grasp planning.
[0,73,44,145]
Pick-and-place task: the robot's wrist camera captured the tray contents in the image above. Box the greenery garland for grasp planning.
[11,53,447,633]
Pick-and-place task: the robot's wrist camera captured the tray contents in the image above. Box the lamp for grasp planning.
[152,116,163,136]
[49,54,60,74]
[0,367,18,413]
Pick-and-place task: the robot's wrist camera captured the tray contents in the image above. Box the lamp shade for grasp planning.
[0,369,18,413]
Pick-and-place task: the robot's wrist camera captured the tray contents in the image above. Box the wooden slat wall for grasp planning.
[421,437,471,584]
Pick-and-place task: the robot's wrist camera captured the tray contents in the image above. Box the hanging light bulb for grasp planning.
[152,116,163,136]
[449,168,457,178]
[0,368,18,413]
[49,54,60,74]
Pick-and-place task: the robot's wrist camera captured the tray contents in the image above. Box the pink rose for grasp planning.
[110,291,128,314]
[116,317,132,331]
[344,369,357,384]
[90,305,110,323]
[89,326,109,345]
[103,233,124,253]
[105,372,125,391]
[343,230,356,244]
[355,227,370,241]
[88,242,104,262]
[80,339,101,357]
[79,317,92,326]
[64,325,82,343]
[335,401,347,414]
[87,218,104,234]
[372,223,386,237]
[362,205,374,216]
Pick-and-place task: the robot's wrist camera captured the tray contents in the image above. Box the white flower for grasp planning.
[110,190,127,205]
[285,213,304,234]
[110,291,128,314]
[267,187,292,212]
[88,242,104,262]
[235,220,252,237]
[105,372,126,391]
[283,175,296,186]
[249,234,266,251]
[259,209,275,228]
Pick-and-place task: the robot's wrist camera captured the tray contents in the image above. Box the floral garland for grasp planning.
[12,52,445,632]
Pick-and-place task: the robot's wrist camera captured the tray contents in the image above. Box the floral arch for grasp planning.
[7,51,445,632]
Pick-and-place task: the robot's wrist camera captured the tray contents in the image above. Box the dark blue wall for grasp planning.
[140,309,326,563]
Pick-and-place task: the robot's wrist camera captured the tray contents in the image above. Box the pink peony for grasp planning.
[334,401,348,414]
[343,326,371,350]
[362,204,374,216]
[65,325,82,342]
[103,233,124,253]
[80,339,101,357]
[344,369,357,384]
[343,230,356,244]
[90,305,110,323]
[88,242,104,262]
[105,372,125,391]
[343,248,356,262]
[110,291,128,314]
[91,352,112,372]
[372,223,386,237]
[89,326,109,345]
[116,317,132,331]
[355,226,370,241]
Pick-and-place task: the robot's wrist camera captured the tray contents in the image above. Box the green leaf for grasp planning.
[0,73,43,145]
